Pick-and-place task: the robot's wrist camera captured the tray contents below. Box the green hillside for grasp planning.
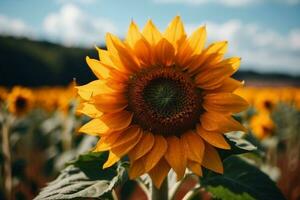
[0,36,299,87]
[0,36,98,86]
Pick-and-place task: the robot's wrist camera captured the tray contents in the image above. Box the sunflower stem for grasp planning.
[1,116,12,200]
[152,177,168,200]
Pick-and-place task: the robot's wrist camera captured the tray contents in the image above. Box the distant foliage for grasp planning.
[0,36,99,86]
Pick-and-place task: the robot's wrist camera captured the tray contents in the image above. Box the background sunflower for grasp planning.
[7,86,34,116]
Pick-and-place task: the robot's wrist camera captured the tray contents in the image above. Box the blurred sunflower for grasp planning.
[77,16,248,188]
[56,83,77,114]
[295,89,300,110]
[254,90,279,113]
[34,88,59,112]
[0,86,8,104]
[234,87,255,105]
[8,86,34,116]
[250,113,275,139]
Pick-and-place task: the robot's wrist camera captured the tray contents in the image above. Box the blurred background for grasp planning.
[0,0,300,200]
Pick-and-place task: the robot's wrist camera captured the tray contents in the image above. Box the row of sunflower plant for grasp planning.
[0,16,299,200]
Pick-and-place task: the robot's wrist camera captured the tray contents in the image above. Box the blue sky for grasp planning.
[0,0,300,74]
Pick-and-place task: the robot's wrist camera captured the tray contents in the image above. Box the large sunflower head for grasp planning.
[77,16,249,188]
[8,86,34,116]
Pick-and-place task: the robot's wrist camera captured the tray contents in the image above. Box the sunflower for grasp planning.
[254,90,279,113]
[0,86,8,104]
[77,16,248,188]
[8,86,34,116]
[295,89,300,110]
[250,113,275,139]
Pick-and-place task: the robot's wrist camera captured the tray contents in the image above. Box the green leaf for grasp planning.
[34,152,127,200]
[219,133,257,159]
[207,186,255,200]
[201,156,286,200]
[243,132,265,154]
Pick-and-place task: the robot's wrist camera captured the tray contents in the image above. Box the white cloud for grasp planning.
[153,0,257,7]
[186,20,300,74]
[289,29,300,50]
[154,0,300,7]
[55,0,96,5]
[0,15,35,38]
[43,4,117,47]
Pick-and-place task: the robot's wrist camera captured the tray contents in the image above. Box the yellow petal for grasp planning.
[135,40,153,66]
[93,94,128,113]
[96,48,115,67]
[183,53,205,72]
[100,111,133,131]
[164,136,187,180]
[195,64,237,90]
[86,56,111,79]
[164,16,186,50]
[97,48,130,77]
[214,57,241,71]
[93,131,122,152]
[186,41,228,74]
[103,128,142,168]
[129,157,147,179]
[106,68,129,89]
[79,118,109,136]
[200,112,219,131]
[94,126,141,151]
[145,135,168,172]
[197,125,230,150]
[111,126,141,148]
[205,41,228,55]
[126,20,142,48]
[202,53,224,67]
[203,93,249,114]
[103,151,120,169]
[200,112,247,133]
[77,102,103,118]
[148,158,170,188]
[187,161,202,176]
[175,25,206,67]
[106,79,127,91]
[188,25,206,55]
[155,38,175,67]
[126,20,152,66]
[182,131,205,163]
[202,143,223,173]
[128,131,155,161]
[142,19,162,46]
[106,33,140,73]
[175,39,193,67]
[76,80,115,101]
[208,78,244,93]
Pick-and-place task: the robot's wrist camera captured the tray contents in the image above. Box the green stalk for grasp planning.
[152,178,168,200]
[2,118,12,200]
[61,115,73,151]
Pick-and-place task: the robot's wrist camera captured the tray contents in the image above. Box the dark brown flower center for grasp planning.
[16,96,27,111]
[127,67,202,136]
[263,100,273,110]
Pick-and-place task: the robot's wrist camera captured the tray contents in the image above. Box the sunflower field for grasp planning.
[1,16,300,200]
[1,85,300,200]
